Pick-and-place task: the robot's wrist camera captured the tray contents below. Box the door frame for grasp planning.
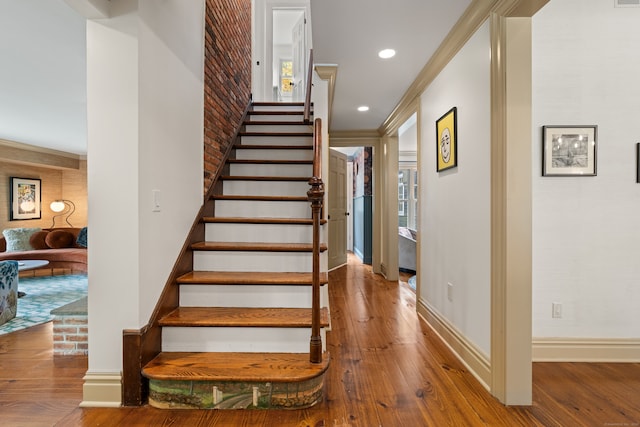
[252,0,311,102]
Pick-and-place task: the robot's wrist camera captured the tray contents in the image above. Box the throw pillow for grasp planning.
[2,227,41,252]
[76,227,88,248]
[29,231,49,250]
[45,230,75,249]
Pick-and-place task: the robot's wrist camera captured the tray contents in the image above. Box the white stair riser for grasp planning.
[252,105,304,112]
[194,251,312,272]
[162,327,326,353]
[215,200,311,218]
[244,124,311,133]
[247,114,304,122]
[235,147,313,161]
[229,163,312,178]
[206,222,313,243]
[180,284,313,308]
[222,180,309,197]
[239,135,312,146]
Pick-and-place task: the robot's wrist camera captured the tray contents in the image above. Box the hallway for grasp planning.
[1,255,639,426]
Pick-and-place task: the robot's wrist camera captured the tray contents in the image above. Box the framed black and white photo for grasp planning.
[10,177,42,220]
[542,125,597,177]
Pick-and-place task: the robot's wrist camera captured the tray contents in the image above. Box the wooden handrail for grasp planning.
[308,117,324,364]
[303,49,313,124]
[312,118,322,179]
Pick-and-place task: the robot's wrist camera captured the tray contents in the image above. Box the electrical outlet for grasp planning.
[552,302,562,319]
[447,282,453,302]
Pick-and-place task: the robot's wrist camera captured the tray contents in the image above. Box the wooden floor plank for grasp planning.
[2,255,640,426]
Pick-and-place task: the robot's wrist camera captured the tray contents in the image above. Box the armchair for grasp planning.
[0,260,19,325]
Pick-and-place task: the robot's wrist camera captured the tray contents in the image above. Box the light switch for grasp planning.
[152,190,161,212]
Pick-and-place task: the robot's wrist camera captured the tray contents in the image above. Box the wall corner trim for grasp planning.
[417,299,491,390]
[80,372,122,408]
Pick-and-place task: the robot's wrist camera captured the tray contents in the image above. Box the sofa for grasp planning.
[399,226,416,274]
[0,227,87,274]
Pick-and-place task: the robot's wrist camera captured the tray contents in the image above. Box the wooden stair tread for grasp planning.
[220,175,310,181]
[211,194,308,202]
[159,307,329,328]
[234,144,312,150]
[202,216,326,225]
[192,242,327,252]
[177,271,328,285]
[142,351,329,382]
[227,159,313,165]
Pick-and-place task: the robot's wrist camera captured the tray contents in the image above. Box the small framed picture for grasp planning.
[436,107,457,172]
[542,125,597,176]
[10,177,42,220]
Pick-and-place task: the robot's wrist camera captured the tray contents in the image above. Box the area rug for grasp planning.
[0,275,88,335]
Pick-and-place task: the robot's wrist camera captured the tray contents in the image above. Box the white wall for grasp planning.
[87,0,141,376]
[420,21,491,356]
[86,0,204,382]
[138,0,204,325]
[532,0,640,339]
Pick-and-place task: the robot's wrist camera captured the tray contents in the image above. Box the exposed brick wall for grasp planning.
[53,315,88,356]
[204,0,252,193]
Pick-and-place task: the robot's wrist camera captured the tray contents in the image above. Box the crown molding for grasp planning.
[314,64,338,130]
[379,0,549,136]
[0,139,82,170]
[329,129,381,146]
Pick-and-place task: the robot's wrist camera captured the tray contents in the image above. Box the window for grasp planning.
[398,165,418,230]
[279,59,293,98]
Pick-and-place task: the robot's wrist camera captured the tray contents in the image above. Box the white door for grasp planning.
[291,12,306,102]
[329,149,348,269]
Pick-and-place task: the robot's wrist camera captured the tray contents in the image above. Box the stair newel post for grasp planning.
[308,118,324,364]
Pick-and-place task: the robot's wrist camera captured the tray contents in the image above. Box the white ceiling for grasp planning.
[0,0,87,155]
[311,0,471,133]
[0,0,471,156]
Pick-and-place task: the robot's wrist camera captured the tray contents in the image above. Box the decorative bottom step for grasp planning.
[143,352,330,410]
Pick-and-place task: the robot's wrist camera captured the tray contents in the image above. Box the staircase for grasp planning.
[141,102,330,410]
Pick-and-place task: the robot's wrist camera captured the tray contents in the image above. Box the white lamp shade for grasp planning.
[50,201,66,212]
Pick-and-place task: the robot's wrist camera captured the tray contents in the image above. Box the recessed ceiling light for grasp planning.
[357,106,369,112]
[378,49,396,59]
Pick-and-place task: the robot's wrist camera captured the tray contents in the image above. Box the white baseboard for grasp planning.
[80,371,122,407]
[417,299,491,390]
[532,338,640,362]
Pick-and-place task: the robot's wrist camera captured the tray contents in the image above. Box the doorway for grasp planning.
[272,9,305,101]
[329,146,374,269]
[397,114,417,281]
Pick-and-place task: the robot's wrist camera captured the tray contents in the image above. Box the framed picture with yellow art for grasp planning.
[436,107,457,172]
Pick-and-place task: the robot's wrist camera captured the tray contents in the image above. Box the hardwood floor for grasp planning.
[1,255,639,426]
